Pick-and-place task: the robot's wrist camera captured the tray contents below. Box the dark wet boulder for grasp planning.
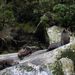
[18,46,32,60]
[0,59,19,70]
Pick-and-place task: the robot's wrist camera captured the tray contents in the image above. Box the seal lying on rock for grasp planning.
[47,42,61,51]
[0,59,19,70]
[18,46,32,60]
[47,29,70,51]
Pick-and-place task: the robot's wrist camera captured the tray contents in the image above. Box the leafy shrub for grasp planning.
[53,4,75,30]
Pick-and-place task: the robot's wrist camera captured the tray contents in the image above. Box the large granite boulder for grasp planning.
[47,26,74,43]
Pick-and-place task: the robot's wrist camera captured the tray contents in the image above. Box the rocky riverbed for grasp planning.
[0,26,75,75]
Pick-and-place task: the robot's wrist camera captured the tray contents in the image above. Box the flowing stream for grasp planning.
[0,49,53,75]
[11,67,51,75]
[0,62,53,75]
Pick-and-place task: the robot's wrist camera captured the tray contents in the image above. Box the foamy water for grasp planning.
[11,68,49,75]
[6,64,52,75]
[0,64,52,75]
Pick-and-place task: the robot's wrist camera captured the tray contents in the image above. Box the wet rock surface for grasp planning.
[0,59,19,70]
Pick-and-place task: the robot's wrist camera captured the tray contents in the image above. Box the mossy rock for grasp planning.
[48,60,64,75]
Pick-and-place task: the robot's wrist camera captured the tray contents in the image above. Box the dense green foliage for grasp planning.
[0,0,75,31]
[53,4,75,30]
[0,0,75,54]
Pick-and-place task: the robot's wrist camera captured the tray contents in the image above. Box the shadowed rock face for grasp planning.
[47,29,70,51]
[0,59,19,70]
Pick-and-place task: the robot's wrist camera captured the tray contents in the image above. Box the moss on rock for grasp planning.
[48,60,64,75]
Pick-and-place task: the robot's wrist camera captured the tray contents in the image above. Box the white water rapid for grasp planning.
[0,62,53,75]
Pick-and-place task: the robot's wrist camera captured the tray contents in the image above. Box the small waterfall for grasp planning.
[10,64,52,75]
[1,63,52,75]
[11,67,48,75]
